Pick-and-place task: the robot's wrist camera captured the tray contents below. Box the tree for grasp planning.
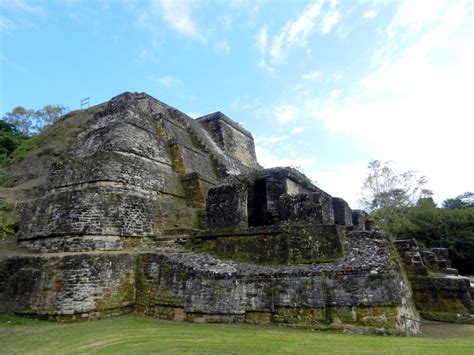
[442,192,474,209]
[2,105,68,136]
[35,105,68,130]
[0,120,28,163]
[360,160,431,236]
[2,107,35,136]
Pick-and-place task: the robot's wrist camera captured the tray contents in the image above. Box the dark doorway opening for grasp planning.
[248,178,268,227]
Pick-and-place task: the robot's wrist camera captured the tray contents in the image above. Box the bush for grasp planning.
[0,199,17,240]
[11,135,44,160]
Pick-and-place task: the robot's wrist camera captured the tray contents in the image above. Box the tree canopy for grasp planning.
[0,104,68,185]
[2,105,68,136]
[442,192,474,209]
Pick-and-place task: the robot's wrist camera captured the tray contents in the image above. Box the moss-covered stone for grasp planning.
[194,224,344,265]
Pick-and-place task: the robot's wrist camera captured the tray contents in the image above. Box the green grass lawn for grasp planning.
[0,315,473,354]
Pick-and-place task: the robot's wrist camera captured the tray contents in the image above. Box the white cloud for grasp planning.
[0,16,16,32]
[302,70,322,80]
[255,134,290,146]
[332,73,342,81]
[256,146,317,172]
[221,15,232,31]
[363,9,378,19]
[139,0,204,41]
[321,9,341,34]
[268,1,324,63]
[329,89,341,99]
[255,27,275,72]
[0,0,47,32]
[214,40,231,54]
[249,0,472,205]
[256,26,268,53]
[148,75,181,88]
[229,95,263,112]
[291,127,304,134]
[186,112,202,118]
[231,0,260,18]
[256,0,342,70]
[138,49,152,60]
[274,104,298,124]
[2,0,47,15]
[313,0,474,203]
[312,162,369,207]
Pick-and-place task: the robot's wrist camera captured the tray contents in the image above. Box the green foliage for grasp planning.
[11,135,45,160]
[397,199,474,275]
[2,104,68,136]
[442,192,474,209]
[0,198,17,240]
[0,120,29,165]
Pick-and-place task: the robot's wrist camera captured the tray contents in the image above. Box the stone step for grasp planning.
[162,227,204,236]
[445,267,458,275]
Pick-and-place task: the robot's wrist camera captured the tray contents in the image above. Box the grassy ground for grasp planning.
[0,315,473,354]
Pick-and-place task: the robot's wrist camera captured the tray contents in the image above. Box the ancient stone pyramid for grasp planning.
[1,92,472,333]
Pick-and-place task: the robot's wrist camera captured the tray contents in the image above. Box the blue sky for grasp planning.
[1,0,473,207]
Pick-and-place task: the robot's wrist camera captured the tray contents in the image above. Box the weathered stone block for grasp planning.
[48,151,182,196]
[206,183,248,230]
[278,193,335,224]
[333,198,353,226]
[0,253,136,317]
[197,112,258,169]
[352,210,368,231]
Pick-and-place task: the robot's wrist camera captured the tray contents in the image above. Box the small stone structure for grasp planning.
[394,239,474,323]
[0,92,471,334]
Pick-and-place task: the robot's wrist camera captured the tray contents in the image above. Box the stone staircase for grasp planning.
[394,239,473,323]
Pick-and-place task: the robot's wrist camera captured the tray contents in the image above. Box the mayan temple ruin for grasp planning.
[0,92,472,334]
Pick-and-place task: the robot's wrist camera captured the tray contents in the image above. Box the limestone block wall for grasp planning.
[166,108,256,176]
[333,198,353,227]
[18,187,198,244]
[278,193,335,224]
[206,183,249,231]
[136,231,418,334]
[0,253,136,320]
[16,92,257,250]
[0,231,418,333]
[196,112,258,169]
[47,151,182,195]
[410,275,473,321]
[352,210,368,230]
